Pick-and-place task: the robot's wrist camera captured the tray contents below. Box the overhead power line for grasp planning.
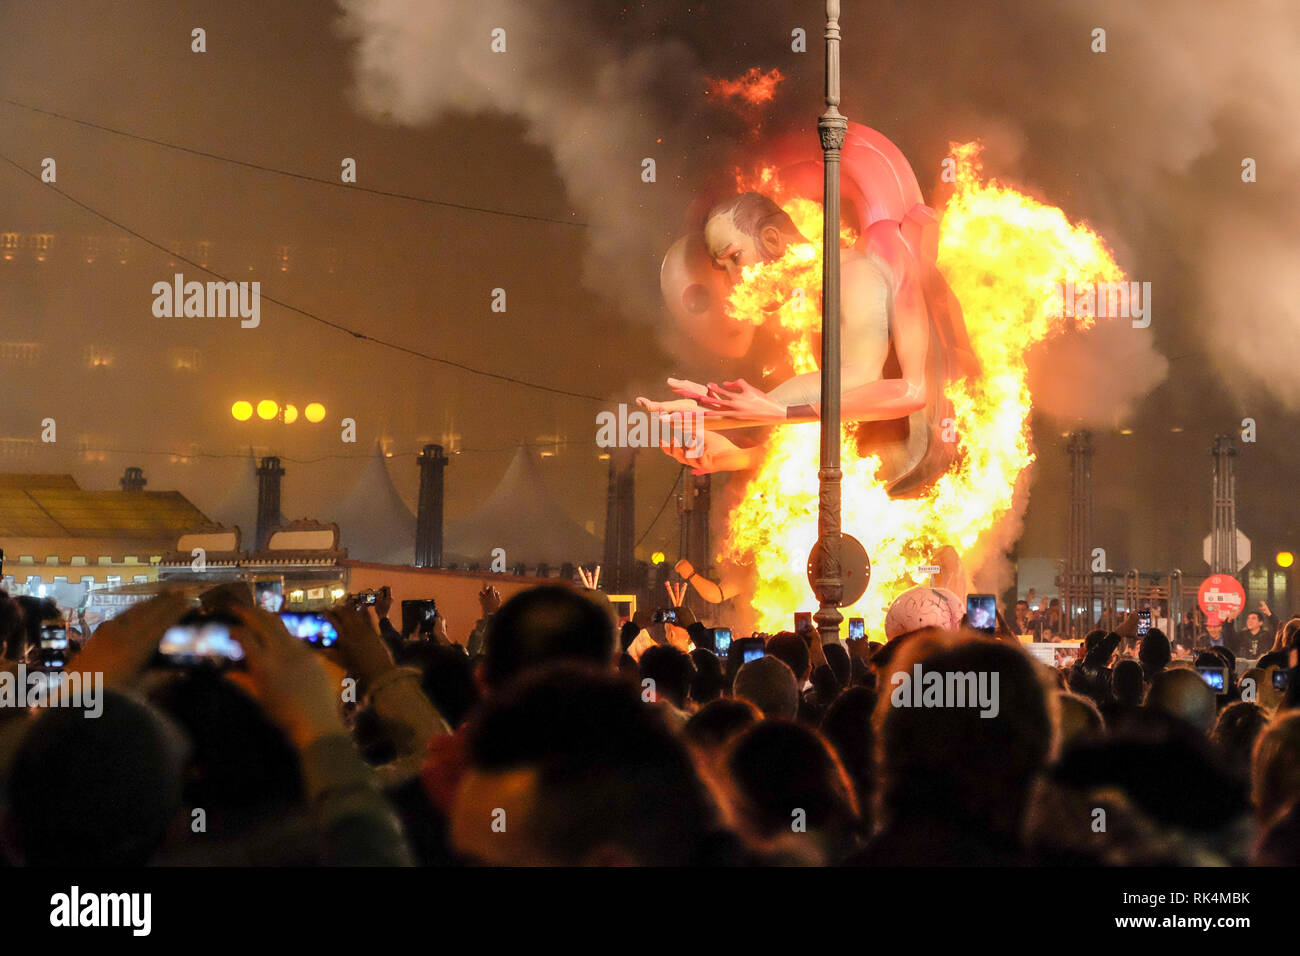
[0,97,588,229]
[0,150,607,404]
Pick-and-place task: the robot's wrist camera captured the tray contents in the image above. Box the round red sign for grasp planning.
[1197,574,1245,624]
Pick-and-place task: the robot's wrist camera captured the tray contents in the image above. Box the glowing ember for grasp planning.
[721,142,1125,632]
[707,67,785,107]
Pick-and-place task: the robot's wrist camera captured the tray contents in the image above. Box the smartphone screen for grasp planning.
[39,624,69,666]
[730,637,766,668]
[1272,669,1291,691]
[39,624,68,650]
[793,611,813,631]
[1197,666,1226,692]
[255,579,285,613]
[713,627,732,657]
[1137,609,1151,636]
[966,594,997,634]
[279,612,339,648]
[848,617,865,640]
[401,599,438,636]
[158,621,246,668]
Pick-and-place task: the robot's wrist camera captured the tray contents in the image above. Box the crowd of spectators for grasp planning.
[0,580,1297,867]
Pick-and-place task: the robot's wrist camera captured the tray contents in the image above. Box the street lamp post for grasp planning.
[813,0,847,646]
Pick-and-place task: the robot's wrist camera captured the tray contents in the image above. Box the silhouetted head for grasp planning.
[726,719,860,862]
[149,672,305,820]
[1147,668,1217,734]
[824,642,851,688]
[688,647,725,703]
[1212,701,1269,778]
[452,664,715,865]
[1058,692,1105,746]
[1139,629,1171,678]
[482,585,615,689]
[1252,711,1300,825]
[1113,659,1145,706]
[734,655,800,719]
[396,642,480,728]
[8,690,188,865]
[639,644,696,709]
[820,685,876,830]
[765,632,811,683]
[685,697,762,753]
[876,639,1053,836]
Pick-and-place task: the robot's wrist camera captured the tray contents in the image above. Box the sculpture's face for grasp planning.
[704,210,767,286]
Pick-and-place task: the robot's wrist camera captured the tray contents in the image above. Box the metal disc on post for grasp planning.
[808,533,870,607]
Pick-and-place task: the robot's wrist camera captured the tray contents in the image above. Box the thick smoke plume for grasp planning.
[334,0,1300,588]
[336,0,1300,421]
[334,0,711,325]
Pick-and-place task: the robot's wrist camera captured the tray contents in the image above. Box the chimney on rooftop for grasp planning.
[416,444,448,568]
[255,456,285,551]
[120,466,147,492]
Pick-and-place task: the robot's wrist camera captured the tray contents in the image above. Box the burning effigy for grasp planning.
[641,123,1125,633]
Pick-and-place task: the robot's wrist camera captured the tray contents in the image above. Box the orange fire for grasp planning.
[721,142,1125,632]
[707,67,786,107]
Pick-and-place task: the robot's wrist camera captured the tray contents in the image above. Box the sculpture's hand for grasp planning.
[635,395,706,416]
[659,427,758,475]
[698,378,787,422]
[667,377,713,403]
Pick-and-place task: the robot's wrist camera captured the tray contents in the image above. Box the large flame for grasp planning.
[721,142,1124,633]
[707,67,786,107]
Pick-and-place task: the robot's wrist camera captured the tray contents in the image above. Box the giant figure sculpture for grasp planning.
[640,123,978,498]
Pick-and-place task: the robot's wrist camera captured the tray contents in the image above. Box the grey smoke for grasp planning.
[331,0,1300,580]
[335,0,1300,422]
[334,0,710,325]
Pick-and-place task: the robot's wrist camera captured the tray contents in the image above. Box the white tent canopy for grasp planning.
[445,444,602,567]
[333,443,416,565]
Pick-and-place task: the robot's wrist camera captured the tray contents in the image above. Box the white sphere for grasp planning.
[883,586,965,640]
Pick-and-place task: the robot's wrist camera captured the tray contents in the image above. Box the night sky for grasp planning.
[2,0,1298,586]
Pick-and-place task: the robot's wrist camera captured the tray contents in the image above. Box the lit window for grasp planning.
[169,347,200,372]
